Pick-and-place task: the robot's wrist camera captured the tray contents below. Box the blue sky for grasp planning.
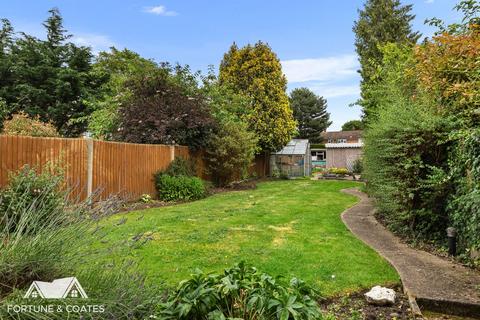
[1,0,460,130]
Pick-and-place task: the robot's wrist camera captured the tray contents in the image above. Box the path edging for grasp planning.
[340,188,424,319]
[340,188,480,319]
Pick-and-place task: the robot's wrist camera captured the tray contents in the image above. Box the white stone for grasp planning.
[365,286,396,306]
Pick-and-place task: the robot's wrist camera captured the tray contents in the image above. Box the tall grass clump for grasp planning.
[0,164,83,296]
[0,164,159,319]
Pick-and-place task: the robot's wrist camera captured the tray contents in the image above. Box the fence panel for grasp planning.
[1,135,269,201]
[92,141,172,200]
[251,154,269,178]
[174,145,189,159]
[0,135,88,200]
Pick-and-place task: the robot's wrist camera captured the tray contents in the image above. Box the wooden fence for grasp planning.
[0,135,268,201]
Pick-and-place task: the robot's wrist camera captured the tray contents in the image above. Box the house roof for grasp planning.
[25,277,88,299]
[321,130,363,141]
[273,139,309,155]
[326,142,363,149]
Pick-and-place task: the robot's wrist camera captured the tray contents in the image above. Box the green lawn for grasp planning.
[93,180,398,295]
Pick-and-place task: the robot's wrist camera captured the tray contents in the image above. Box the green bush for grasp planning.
[362,44,452,242]
[140,193,152,203]
[156,262,321,320]
[155,174,206,201]
[206,119,258,186]
[311,167,324,174]
[447,129,480,253]
[363,99,451,240]
[271,168,281,178]
[272,168,289,180]
[161,156,196,177]
[154,157,206,202]
[0,164,67,235]
[328,167,349,175]
[360,6,480,259]
[2,112,60,137]
[352,158,363,174]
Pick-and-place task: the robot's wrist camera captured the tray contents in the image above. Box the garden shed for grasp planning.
[270,139,311,177]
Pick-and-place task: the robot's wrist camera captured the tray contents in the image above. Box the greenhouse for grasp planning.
[270,139,311,177]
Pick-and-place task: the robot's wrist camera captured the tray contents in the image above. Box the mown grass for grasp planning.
[91,180,398,295]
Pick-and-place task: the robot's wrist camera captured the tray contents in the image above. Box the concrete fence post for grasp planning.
[86,138,94,200]
[170,145,175,162]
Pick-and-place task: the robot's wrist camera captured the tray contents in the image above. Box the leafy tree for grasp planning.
[86,48,158,139]
[206,120,258,186]
[289,87,331,142]
[2,112,59,137]
[165,63,203,96]
[0,9,102,136]
[426,0,480,35]
[415,25,480,127]
[353,0,420,121]
[362,43,451,241]
[362,1,480,253]
[0,98,8,129]
[114,70,216,149]
[341,120,364,131]
[418,1,480,251]
[201,69,251,122]
[0,19,14,121]
[219,41,296,152]
[201,71,259,186]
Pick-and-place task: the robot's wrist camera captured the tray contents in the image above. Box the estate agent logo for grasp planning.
[6,277,102,315]
[24,277,88,299]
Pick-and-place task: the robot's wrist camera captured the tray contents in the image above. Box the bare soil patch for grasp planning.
[320,286,414,319]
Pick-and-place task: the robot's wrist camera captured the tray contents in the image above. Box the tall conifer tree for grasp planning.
[353,0,420,121]
[289,88,331,142]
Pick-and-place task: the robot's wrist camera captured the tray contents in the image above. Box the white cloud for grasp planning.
[283,54,360,98]
[143,5,178,16]
[307,84,360,99]
[281,54,359,83]
[71,33,116,53]
[425,0,435,3]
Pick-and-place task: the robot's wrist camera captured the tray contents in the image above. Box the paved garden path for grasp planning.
[341,188,480,318]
